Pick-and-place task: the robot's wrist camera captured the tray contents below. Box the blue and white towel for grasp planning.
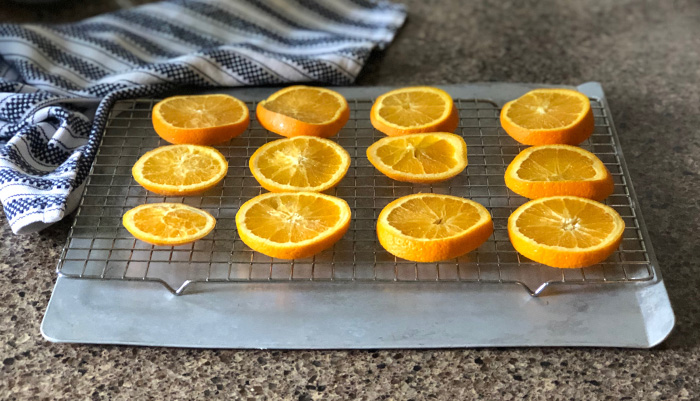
[0,0,406,234]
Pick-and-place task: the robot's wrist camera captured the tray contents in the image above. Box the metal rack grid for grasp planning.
[56,96,655,296]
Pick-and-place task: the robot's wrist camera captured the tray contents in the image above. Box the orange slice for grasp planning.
[123,203,215,246]
[508,196,625,268]
[366,132,467,183]
[370,86,459,136]
[256,86,350,138]
[377,194,493,262]
[152,94,249,145]
[132,145,227,196]
[249,136,350,192]
[500,88,594,145]
[505,144,614,201]
[235,192,351,259]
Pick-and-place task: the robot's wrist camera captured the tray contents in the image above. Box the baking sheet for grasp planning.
[41,82,675,348]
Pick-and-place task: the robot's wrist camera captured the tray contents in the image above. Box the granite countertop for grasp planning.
[2,0,700,399]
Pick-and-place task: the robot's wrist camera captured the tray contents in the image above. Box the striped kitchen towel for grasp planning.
[0,0,406,234]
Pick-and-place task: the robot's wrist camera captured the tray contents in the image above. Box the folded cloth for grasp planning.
[0,0,406,234]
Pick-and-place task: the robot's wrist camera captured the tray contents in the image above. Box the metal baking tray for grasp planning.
[41,83,675,348]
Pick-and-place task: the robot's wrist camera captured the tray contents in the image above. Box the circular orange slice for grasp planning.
[132,144,227,196]
[152,94,249,145]
[505,144,614,201]
[366,132,467,183]
[235,192,351,259]
[508,196,625,268]
[500,88,594,145]
[370,86,459,136]
[249,136,350,192]
[123,203,216,246]
[377,193,493,262]
[256,86,350,138]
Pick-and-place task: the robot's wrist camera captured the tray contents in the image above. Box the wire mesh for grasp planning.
[56,96,655,296]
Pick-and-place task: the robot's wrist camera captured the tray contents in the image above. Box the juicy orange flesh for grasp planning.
[158,96,246,129]
[387,197,483,239]
[244,194,343,243]
[515,198,617,248]
[256,139,344,187]
[263,88,342,124]
[377,91,448,127]
[141,147,226,186]
[375,135,459,174]
[132,206,210,239]
[516,148,598,181]
[506,92,587,129]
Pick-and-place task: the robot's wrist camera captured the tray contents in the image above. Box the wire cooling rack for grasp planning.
[56,95,655,296]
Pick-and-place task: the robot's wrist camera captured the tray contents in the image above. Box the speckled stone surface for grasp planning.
[1,0,700,399]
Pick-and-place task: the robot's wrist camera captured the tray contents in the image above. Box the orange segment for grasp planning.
[508,196,625,268]
[366,132,467,183]
[122,203,215,246]
[256,86,350,138]
[250,136,350,192]
[377,194,493,262]
[235,192,351,259]
[132,145,227,196]
[505,145,614,200]
[370,86,459,136]
[500,89,594,145]
[152,94,249,145]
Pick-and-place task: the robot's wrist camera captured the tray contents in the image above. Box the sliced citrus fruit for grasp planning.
[152,94,249,145]
[256,85,350,138]
[123,203,215,246]
[132,144,227,196]
[366,132,467,183]
[249,136,350,192]
[508,196,625,268]
[370,86,459,137]
[236,192,351,259]
[500,88,594,145]
[377,193,493,262]
[505,144,614,201]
